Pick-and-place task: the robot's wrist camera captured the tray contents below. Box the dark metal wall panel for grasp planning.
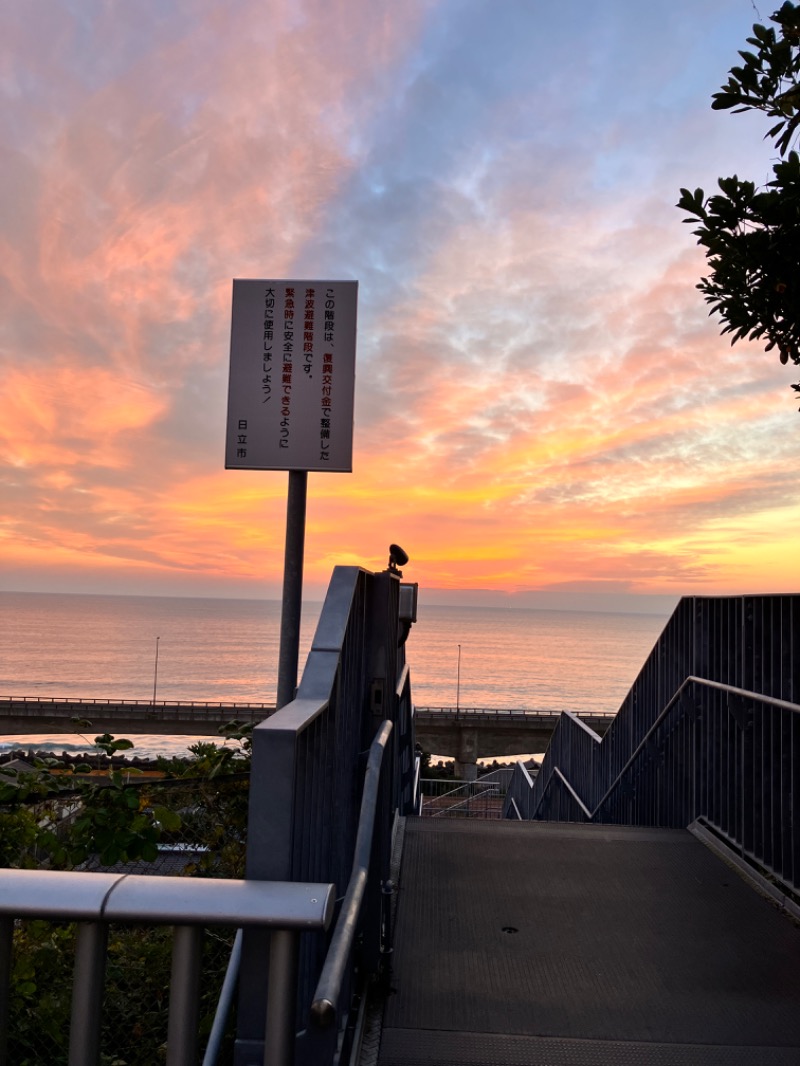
[793,716,800,885]
[236,565,416,1058]
[506,595,800,894]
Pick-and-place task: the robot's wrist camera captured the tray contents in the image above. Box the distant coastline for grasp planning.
[0,585,676,618]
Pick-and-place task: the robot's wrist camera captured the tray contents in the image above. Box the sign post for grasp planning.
[276,469,307,708]
[226,279,358,707]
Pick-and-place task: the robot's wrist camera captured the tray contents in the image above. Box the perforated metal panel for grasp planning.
[378,1029,800,1065]
[378,820,800,1065]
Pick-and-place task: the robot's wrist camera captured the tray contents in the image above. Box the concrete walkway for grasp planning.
[378,819,800,1065]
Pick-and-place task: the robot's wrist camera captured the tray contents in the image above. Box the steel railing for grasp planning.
[504,594,800,894]
[202,721,398,1065]
[419,778,502,819]
[0,697,273,709]
[235,565,417,1064]
[0,870,333,1066]
[415,707,614,723]
[507,677,800,890]
[310,719,393,1026]
[0,563,419,1066]
[0,695,275,734]
[419,769,520,818]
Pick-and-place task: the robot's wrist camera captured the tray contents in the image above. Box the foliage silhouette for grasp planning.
[678,2,800,403]
[1,724,252,1064]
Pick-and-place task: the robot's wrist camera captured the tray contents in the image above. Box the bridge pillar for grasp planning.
[455,727,478,781]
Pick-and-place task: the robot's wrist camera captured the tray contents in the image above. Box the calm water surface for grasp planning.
[0,591,670,758]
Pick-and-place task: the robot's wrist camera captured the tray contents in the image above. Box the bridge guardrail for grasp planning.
[415,707,614,721]
[0,696,273,708]
[3,699,609,716]
[0,696,277,735]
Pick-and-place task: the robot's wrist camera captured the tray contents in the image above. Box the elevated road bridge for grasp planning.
[414,706,615,778]
[0,699,613,773]
[0,696,274,737]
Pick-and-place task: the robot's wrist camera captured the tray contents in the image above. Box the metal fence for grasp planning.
[235,564,417,1065]
[504,595,800,893]
[420,768,517,819]
[420,779,501,819]
[0,769,250,873]
[0,562,419,1066]
[0,870,332,1066]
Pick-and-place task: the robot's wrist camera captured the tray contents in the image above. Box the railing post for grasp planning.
[69,921,108,1066]
[363,571,402,972]
[263,929,299,1066]
[236,717,299,1063]
[167,925,204,1066]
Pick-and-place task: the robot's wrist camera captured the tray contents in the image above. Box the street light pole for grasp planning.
[152,636,160,706]
[456,643,461,719]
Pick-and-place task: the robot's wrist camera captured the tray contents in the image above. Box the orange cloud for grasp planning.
[2,1,798,604]
[0,365,167,468]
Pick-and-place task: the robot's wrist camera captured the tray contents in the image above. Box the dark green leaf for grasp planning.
[110,738,134,752]
[141,841,159,862]
[153,806,182,832]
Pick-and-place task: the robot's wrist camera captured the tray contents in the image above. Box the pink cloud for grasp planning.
[0,364,168,468]
[2,1,798,602]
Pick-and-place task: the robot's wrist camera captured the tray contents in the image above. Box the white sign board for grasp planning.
[225,279,358,472]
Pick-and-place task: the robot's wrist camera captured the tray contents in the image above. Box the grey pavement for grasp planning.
[378,820,800,1066]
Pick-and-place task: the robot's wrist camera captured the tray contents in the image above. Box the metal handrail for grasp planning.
[236,566,416,1060]
[594,675,800,817]
[423,779,498,804]
[429,787,499,817]
[522,673,800,831]
[552,767,593,821]
[560,709,605,740]
[395,664,410,698]
[310,719,393,1027]
[476,767,518,785]
[550,677,800,821]
[0,871,334,1066]
[201,929,242,1066]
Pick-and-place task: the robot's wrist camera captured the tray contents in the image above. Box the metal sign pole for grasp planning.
[276,470,308,709]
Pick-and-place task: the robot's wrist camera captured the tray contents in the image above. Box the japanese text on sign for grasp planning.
[225,279,358,472]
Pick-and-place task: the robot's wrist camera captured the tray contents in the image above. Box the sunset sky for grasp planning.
[2,0,798,612]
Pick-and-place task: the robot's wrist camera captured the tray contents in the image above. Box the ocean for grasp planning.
[0,591,671,760]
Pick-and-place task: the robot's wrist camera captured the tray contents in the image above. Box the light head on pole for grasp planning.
[387,544,409,575]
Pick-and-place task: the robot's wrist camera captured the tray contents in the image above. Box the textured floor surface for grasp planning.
[378,820,800,1065]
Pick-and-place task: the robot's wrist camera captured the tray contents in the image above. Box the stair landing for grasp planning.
[378,820,800,1065]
